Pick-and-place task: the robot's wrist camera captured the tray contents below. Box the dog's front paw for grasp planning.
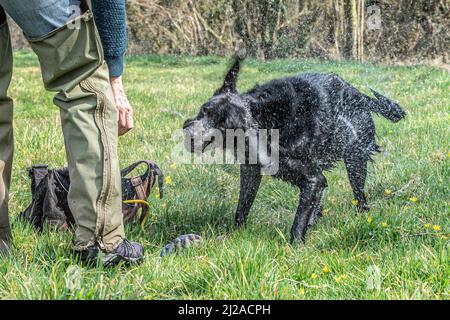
[289,235,306,248]
[234,216,247,228]
[357,203,371,212]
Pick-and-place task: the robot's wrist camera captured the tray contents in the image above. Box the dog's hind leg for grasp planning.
[291,173,327,244]
[344,157,370,212]
[235,164,262,227]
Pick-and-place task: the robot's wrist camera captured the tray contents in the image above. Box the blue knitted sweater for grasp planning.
[92,0,126,77]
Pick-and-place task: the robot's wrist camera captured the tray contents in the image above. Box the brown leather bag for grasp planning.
[121,160,164,225]
[19,160,164,231]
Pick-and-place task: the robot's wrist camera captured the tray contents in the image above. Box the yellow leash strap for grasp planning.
[122,200,151,230]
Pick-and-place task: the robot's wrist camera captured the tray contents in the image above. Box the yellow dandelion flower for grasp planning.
[385,189,392,196]
[381,221,388,228]
[298,288,306,295]
[367,216,373,223]
[311,273,318,280]
[164,176,172,185]
[351,199,359,206]
[432,225,441,231]
[424,223,431,229]
[169,163,177,170]
[323,266,330,273]
[334,274,347,283]
[409,196,418,203]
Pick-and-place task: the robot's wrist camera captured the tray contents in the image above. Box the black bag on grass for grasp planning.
[18,160,164,231]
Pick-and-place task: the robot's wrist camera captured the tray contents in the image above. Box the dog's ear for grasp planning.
[214,58,242,95]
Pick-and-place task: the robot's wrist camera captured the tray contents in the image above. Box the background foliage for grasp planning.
[8,0,449,63]
[124,0,449,62]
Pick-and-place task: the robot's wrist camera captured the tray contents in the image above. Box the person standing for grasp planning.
[0,0,142,267]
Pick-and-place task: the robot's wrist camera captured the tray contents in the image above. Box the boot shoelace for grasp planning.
[118,238,139,256]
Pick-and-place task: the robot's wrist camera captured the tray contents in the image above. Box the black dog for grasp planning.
[183,58,405,244]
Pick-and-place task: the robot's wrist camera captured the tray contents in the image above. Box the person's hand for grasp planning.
[110,76,134,136]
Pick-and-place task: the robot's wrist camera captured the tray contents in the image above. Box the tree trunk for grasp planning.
[342,0,364,61]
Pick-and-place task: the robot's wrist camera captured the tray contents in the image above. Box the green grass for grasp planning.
[0,51,449,299]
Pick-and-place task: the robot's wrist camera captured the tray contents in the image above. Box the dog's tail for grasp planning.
[366,89,406,122]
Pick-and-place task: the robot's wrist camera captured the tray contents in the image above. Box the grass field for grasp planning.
[0,51,448,299]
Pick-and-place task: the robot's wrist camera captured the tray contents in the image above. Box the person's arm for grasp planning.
[92,0,133,136]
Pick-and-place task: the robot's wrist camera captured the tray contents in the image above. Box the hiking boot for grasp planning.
[75,244,101,266]
[103,239,144,267]
[75,239,144,267]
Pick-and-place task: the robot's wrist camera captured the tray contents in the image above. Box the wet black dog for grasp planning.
[183,58,405,244]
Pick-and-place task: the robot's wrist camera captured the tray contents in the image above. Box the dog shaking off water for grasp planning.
[183,59,406,244]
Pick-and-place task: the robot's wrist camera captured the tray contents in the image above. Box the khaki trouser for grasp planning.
[0,17,13,251]
[0,10,125,252]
